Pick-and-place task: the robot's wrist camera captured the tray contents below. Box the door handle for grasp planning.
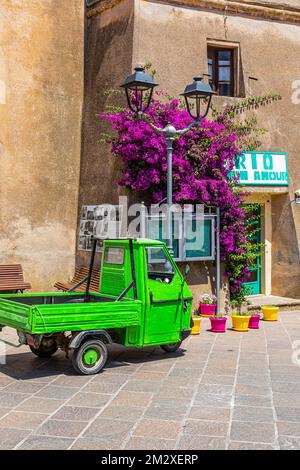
[149,292,181,305]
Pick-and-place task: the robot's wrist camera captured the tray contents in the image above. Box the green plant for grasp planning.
[214,312,227,318]
[192,309,200,317]
[199,293,216,305]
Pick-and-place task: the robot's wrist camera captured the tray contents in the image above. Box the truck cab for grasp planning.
[101,239,193,348]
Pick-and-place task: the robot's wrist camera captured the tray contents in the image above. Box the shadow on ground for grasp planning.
[0,343,187,380]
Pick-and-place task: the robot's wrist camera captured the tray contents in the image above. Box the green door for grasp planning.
[143,245,183,346]
[243,204,261,295]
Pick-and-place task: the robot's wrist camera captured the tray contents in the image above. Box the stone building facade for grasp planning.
[0,1,84,290]
[79,0,300,304]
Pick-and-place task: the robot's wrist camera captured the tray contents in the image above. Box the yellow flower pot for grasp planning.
[261,306,279,321]
[231,314,251,332]
[191,316,201,335]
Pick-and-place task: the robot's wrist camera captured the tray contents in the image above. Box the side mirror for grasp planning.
[295,189,300,204]
[184,264,190,277]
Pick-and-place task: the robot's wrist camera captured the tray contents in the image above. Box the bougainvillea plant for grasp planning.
[99,90,280,304]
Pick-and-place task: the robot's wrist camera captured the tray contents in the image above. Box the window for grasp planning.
[208,47,234,96]
[146,247,175,283]
[104,247,124,265]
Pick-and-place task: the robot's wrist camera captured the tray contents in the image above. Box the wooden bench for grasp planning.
[0,264,32,293]
[54,266,100,293]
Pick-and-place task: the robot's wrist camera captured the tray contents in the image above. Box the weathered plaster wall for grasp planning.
[77,0,135,267]
[0,1,84,290]
[133,0,300,298]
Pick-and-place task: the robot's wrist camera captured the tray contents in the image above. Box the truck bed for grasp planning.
[0,292,142,334]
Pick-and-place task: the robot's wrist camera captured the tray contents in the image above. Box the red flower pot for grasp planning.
[210,317,227,333]
[249,315,261,329]
[199,304,216,316]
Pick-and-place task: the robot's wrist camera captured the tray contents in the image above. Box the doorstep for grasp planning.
[247,294,300,313]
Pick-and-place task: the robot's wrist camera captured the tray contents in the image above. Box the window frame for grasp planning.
[104,246,125,265]
[207,41,241,97]
[183,213,215,261]
[208,46,234,97]
[146,246,176,283]
[145,213,216,262]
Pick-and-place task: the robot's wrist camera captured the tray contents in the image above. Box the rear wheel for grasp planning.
[29,339,58,358]
[71,339,108,375]
[160,341,182,353]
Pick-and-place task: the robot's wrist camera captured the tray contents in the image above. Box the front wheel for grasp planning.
[29,339,58,358]
[160,341,182,353]
[71,339,108,375]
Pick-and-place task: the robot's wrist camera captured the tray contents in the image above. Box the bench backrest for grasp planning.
[0,264,31,292]
[0,264,25,283]
[71,266,100,292]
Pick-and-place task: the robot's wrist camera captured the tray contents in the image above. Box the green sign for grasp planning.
[230,151,288,186]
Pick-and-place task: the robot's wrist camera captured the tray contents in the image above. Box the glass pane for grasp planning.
[219,83,231,96]
[208,63,213,81]
[147,216,179,259]
[104,247,124,265]
[218,67,230,81]
[247,270,258,283]
[185,218,212,258]
[146,247,174,275]
[218,50,231,61]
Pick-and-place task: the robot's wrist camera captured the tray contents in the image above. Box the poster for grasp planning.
[78,205,121,251]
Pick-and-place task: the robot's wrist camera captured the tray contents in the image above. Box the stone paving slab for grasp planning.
[0,312,300,449]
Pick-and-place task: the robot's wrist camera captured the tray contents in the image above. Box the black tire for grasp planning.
[71,339,108,375]
[160,341,182,353]
[29,339,58,358]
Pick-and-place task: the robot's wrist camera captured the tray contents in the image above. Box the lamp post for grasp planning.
[121,66,215,255]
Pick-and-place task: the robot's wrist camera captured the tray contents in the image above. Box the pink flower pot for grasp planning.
[210,317,227,333]
[199,304,216,316]
[249,315,261,329]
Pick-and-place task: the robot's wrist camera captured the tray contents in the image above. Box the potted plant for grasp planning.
[249,311,261,329]
[261,306,279,321]
[191,310,201,335]
[209,312,227,333]
[199,294,217,316]
[231,299,251,332]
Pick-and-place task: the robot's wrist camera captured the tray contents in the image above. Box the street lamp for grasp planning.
[121,66,215,254]
[181,75,214,120]
[120,65,158,114]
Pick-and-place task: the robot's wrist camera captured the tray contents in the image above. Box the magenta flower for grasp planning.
[100,96,251,294]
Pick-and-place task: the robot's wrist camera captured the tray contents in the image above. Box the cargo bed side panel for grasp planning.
[31,301,142,334]
[0,299,32,331]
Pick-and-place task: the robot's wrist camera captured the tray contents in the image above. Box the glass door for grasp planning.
[243,204,261,295]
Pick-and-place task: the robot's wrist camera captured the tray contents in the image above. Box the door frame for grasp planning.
[241,195,272,296]
[243,204,262,295]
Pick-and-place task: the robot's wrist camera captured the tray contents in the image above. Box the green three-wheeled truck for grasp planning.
[0,238,193,375]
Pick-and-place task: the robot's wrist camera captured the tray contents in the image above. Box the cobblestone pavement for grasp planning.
[1,312,300,450]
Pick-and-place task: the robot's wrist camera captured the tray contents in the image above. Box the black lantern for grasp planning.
[181,75,215,120]
[121,65,158,114]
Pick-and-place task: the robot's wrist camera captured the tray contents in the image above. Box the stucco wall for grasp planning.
[77,0,135,268]
[0,1,84,290]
